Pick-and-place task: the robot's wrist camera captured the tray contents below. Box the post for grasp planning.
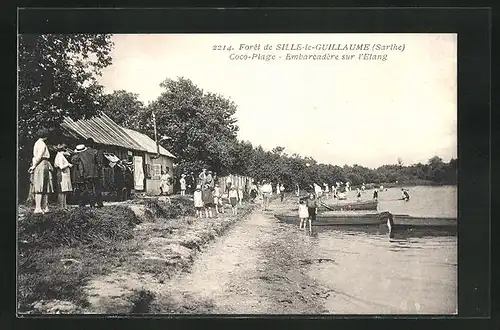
[152,112,160,158]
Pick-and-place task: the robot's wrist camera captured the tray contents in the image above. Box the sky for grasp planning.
[98,34,457,169]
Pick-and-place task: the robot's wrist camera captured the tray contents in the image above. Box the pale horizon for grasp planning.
[98,33,457,169]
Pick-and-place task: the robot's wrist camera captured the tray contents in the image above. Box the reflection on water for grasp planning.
[305,186,457,314]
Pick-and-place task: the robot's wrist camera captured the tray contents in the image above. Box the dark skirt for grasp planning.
[308,207,316,221]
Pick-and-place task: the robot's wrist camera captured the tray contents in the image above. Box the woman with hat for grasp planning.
[28,128,54,214]
[54,143,73,208]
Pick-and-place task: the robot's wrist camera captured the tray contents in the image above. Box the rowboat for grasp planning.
[274,210,457,228]
[319,200,378,211]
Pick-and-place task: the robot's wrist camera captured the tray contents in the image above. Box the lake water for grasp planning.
[308,185,457,314]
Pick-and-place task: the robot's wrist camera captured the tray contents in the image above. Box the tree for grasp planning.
[18,34,113,199]
[19,34,113,146]
[138,77,239,176]
[101,90,145,129]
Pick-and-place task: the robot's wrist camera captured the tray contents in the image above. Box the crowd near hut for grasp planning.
[24,111,262,208]
[26,112,177,205]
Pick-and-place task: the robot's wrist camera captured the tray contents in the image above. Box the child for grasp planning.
[193,185,204,218]
[214,183,222,214]
[305,193,317,234]
[180,174,186,196]
[202,184,214,218]
[298,199,308,229]
[229,186,239,215]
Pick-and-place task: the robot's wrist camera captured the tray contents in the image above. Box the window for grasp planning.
[153,164,162,180]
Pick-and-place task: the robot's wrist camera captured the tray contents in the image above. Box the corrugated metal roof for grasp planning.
[121,127,176,159]
[61,113,146,152]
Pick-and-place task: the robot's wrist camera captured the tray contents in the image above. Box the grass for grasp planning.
[17,198,252,314]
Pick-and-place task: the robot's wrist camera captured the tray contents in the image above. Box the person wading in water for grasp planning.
[305,193,318,234]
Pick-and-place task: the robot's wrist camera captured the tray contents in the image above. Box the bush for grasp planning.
[19,205,139,249]
[140,198,195,220]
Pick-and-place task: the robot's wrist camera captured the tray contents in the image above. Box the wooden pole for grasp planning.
[152,112,160,158]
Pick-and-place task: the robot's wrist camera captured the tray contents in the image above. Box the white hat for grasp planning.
[74,144,87,153]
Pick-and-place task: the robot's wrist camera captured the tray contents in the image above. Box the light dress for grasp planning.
[298,204,309,219]
[32,139,54,193]
[193,190,203,208]
[54,151,73,192]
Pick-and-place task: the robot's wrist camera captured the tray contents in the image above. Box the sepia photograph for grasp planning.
[17,32,458,315]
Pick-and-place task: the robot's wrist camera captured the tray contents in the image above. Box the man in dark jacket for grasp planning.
[71,143,95,207]
[85,138,104,207]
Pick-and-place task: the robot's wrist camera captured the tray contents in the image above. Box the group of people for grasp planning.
[298,193,318,234]
[191,169,244,218]
[28,128,132,214]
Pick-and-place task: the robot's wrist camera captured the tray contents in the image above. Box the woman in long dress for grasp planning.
[54,144,73,208]
[28,128,54,214]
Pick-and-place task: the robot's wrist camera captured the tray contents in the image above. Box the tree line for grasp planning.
[102,78,457,190]
[18,34,457,199]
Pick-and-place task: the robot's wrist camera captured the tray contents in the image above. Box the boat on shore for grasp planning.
[274,210,456,228]
[319,200,378,211]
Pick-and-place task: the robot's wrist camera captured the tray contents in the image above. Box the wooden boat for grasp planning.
[274,210,456,228]
[319,200,378,211]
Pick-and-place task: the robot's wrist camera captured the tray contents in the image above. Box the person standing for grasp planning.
[229,186,239,215]
[54,144,73,209]
[85,138,104,208]
[202,184,214,218]
[71,144,97,207]
[186,172,195,194]
[314,183,323,199]
[226,176,233,195]
[261,180,273,211]
[214,183,223,214]
[279,183,285,202]
[298,199,309,229]
[305,193,318,234]
[373,188,379,201]
[198,168,207,187]
[250,181,258,203]
[323,183,330,199]
[180,174,187,196]
[206,170,214,189]
[213,172,218,188]
[193,185,204,218]
[28,128,54,214]
[160,168,171,196]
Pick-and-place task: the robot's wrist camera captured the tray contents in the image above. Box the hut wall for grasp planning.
[144,153,175,195]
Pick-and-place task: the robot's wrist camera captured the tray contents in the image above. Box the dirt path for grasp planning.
[157,206,332,314]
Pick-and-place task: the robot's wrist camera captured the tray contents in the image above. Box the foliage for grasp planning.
[101,90,145,129]
[131,77,239,177]
[18,34,114,199]
[125,78,458,191]
[18,34,113,148]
